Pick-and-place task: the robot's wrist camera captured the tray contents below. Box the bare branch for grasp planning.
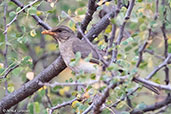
[3,0,40,34]
[48,98,77,114]
[11,0,51,30]
[131,96,171,114]
[93,81,123,114]
[146,54,171,80]
[0,64,19,79]
[116,0,135,45]
[82,103,94,114]
[134,77,171,91]
[154,0,159,20]
[77,0,98,38]
[136,29,152,67]
[38,80,99,87]
[0,56,66,113]
[144,49,165,60]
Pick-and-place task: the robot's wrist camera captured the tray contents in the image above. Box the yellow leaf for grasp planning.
[36,11,43,16]
[7,86,14,93]
[98,40,104,46]
[105,2,110,6]
[68,9,72,15]
[59,89,65,96]
[30,29,37,37]
[38,86,47,91]
[26,72,34,80]
[168,38,171,44]
[105,25,112,33]
[0,63,4,68]
[72,100,80,108]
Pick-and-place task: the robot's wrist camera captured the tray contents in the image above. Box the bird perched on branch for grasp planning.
[42,25,159,94]
[42,25,103,78]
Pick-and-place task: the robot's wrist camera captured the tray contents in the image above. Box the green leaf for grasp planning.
[34,102,40,113]
[0,42,4,46]
[28,7,37,15]
[9,11,16,17]
[75,51,81,59]
[16,7,21,12]
[139,61,148,69]
[90,73,96,80]
[125,46,132,52]
[131,33,138,37]
[47,8,56,13]
[137,0,143,2]
[28,103,34,114]
[21,56,32,66]
[84,53,92,62]
[121,40,128,45]
[110,18,116,24]
[139,23,147,31]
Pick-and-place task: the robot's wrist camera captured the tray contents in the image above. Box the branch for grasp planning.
[82,103,94,114]
[3,0,40,34]
[131,95,171,114]
[0,64,19,79]
[77,0,97,38]
[92,81,123,114]
[116,0,135,45]
[38,80,99,87]
[144,49,165,60]
[146,54,171,80]
[48,98,77,114]
[11,0,51,30]
[154,0,159,20]
[3,1,9,95]
[136,29,152,67]
[0,56,66,113]
[134,77,171,91]
[0,0,117,112]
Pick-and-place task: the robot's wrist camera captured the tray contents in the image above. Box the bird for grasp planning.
[41,25,159,94]
[41,25,104,79]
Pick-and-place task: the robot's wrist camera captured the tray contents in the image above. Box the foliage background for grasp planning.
[0,0,171,114]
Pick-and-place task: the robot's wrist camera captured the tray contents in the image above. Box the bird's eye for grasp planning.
[56,29,62,32]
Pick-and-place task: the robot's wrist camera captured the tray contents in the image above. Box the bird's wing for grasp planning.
[72,39,104,64]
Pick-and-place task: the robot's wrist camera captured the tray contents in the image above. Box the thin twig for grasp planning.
[3,1,9,95]
[48,98,77,114]
[116,0,135,45]
[3,0,40,34]
[154,0,159,20]
[92,81,123,114]
[38,80,99,87]
[82,103,94,114]
[146,54,171,80]
[144,49,165,60]
[0,64,20,79]
[77,0,97,38]
[136,29,152,67]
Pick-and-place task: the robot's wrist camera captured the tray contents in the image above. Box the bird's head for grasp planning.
[41,25,75,42]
